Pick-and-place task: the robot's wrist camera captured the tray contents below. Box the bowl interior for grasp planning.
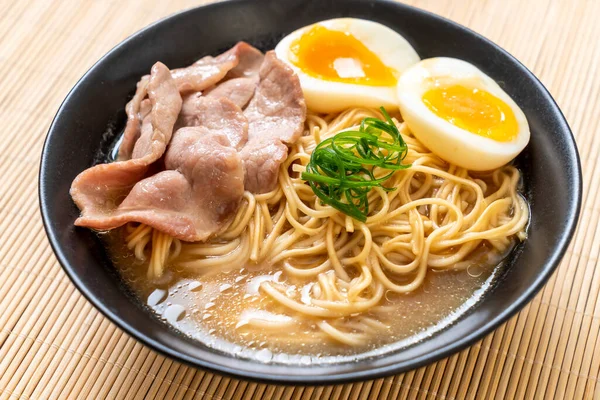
[39,0,581,384]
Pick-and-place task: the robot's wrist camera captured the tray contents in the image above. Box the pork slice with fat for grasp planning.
[175,94,248,150]
[118,42,262,160]
[71,62,182,227]
[240,51,306,194]
[171,42,262,94]
[204,44,264,109]
[73,97,246,241]
[117,77,149,160]
[113,129,245,241]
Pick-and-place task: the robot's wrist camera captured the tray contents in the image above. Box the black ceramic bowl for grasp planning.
[39,0,582,384]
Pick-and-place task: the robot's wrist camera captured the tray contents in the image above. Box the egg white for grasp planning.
[275,18,420,113]
[396,58,530,171]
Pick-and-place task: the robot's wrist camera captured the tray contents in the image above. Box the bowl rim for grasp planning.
[39,0,583,385]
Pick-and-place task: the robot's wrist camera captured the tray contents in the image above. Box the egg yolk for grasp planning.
[290,25,397,86]
[422,85,518,142]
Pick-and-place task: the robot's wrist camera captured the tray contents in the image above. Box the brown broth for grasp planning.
[103,228,505,363]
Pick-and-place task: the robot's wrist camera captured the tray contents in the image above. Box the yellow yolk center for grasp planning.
[422,85,518,142]
[290,25,397,86]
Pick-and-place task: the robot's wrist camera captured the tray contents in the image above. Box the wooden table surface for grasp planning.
[0,0,599,398]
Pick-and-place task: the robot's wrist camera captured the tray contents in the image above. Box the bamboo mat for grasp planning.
[0,0,598,398]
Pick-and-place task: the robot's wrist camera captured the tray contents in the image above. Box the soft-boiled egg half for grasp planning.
[275,18,420,113]
[397,58,530,171]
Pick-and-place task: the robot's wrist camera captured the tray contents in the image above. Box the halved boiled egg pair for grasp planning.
[275,18,530,171]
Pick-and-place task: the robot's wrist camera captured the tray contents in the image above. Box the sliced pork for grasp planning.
[171,42,262,94]
[223,43,264,79]
[205,44,264,109]
[71,62,182,227]
[74,98,245,241]
[176,94,248,150]
[99,130,244,241]
[118,77,149,160]
[119,42,263,160]
[71,45,308,242]
[240,51,306,193]
[205,78,258,110]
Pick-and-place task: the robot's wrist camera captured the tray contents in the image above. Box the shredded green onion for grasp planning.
[301,107,411,222]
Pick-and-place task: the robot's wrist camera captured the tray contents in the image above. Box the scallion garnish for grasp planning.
[301,107,411,222]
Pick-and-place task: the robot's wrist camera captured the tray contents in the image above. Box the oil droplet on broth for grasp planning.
[219,283,232,293]
[255,349,273,362]
[467,264,484,277]
[164,304,186,324]
[300,355,312,365]
[147,288,167,306]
